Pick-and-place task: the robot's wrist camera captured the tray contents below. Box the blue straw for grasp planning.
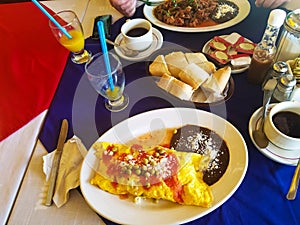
[97,21,114,91]
[32,0,72,39]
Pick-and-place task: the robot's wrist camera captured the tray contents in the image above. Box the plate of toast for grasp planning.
[146,46,234,107]
[202,33,254,74]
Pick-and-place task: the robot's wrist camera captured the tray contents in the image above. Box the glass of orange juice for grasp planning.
[85,52,129,112]
[49,10,91,64]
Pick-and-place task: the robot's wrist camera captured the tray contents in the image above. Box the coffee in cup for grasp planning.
[121,18,153,51]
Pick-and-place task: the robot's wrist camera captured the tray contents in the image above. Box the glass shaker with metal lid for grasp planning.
[275,9,300,62]
[272,74,297,102]
[262,61,288,87]
[269,61,288,79]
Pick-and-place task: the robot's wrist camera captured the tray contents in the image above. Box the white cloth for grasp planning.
[43,136,87,208]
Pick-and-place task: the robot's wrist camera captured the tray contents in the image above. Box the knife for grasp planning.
[45,119,69,206]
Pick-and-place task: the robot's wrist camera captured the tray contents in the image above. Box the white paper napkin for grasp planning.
[43,135,87,208]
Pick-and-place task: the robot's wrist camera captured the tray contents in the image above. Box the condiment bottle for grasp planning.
[275,9,300,62]
[272,74,296,102]
[247,9,286,84]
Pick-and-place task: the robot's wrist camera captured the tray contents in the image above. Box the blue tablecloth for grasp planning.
[39,2,299,225]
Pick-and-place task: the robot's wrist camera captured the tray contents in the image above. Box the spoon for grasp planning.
[286,157,300,200]
[105,39,139,57]
[252,78,277,148]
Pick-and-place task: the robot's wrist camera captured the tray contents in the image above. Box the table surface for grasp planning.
[3,0,300,225]
[39,2,300,225]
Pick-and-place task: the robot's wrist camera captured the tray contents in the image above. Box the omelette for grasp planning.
[90,142,213,208]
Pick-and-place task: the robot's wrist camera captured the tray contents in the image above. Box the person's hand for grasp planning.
[110,0,137,17]
[255,0,291,8]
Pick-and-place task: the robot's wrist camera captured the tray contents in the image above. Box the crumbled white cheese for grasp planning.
[214,4,236,19]
[185,130,223,172]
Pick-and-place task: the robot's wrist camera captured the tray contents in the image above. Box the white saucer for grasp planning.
[248,105,299,166]
[114,27,163,61]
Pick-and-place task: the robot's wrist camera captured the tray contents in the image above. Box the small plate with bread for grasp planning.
[202,32,255,74]
[146,47,234,106]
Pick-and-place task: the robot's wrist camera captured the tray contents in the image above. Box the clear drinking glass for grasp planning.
[85,52,129,112]
[49,10,91,64]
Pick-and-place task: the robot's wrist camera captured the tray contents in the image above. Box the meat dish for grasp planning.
[153,0,239,27]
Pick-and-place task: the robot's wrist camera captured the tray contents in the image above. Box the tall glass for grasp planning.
[85,52,129,112]
[49,10,91,64]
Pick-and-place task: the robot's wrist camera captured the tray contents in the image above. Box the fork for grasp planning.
[138,0,165,6]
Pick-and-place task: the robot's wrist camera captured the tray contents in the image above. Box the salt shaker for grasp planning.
[272,74,297,102]
[275,9,300,62]
[266,61,289,80]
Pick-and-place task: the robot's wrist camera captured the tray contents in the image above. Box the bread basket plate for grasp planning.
[143,0,250,33]
[80,107,248,225]
[145,45,235,107]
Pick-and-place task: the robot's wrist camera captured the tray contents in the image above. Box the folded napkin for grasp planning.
[43,136,87,208]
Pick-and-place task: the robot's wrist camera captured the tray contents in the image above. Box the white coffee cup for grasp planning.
[121,18,153,51]
[264,101,300,150]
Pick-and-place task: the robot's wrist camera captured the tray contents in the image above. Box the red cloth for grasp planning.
[0,2,69,141]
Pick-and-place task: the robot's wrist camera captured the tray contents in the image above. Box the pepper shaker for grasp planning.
[272,74,297,102]
[264,61,288,84]
[271,61,289,79]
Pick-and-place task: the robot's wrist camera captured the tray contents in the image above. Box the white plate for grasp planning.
[248,105,299,166]
[114,27,163,61]
[80,108,248,225]
[143,0,250,33]
[202,34,252,74]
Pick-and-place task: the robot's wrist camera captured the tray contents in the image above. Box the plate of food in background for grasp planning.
[145,45,234,107]
[143,0,250,32]
[202,32,255,74]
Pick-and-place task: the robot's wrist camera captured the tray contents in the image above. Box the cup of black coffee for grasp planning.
[121,18,153,51]
[264,101,300,150]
